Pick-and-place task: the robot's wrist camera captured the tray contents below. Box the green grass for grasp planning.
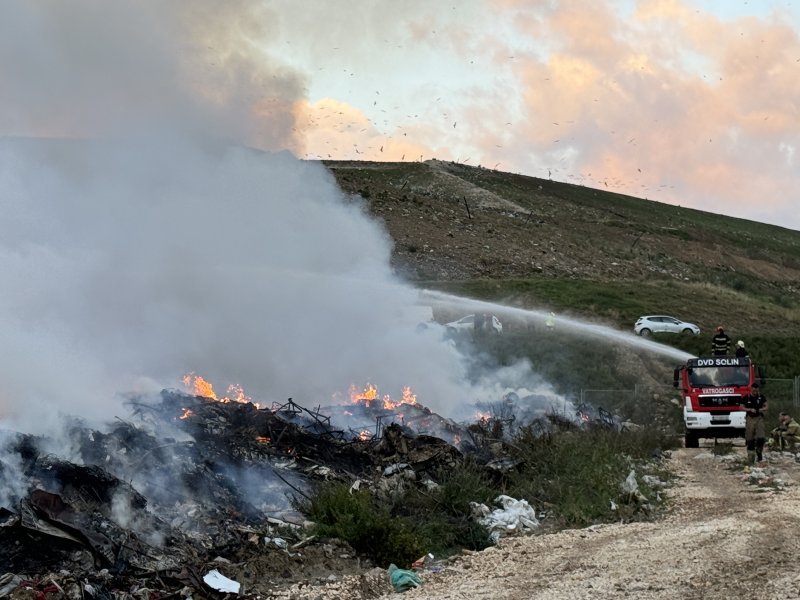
[300,462,495,568]
[428,278,800,335]
[300,426,677,566]
[505,426,678,526]
[426,278,800,388]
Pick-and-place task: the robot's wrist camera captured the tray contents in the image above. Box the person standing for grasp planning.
[771,412,800,451]
[711,326,731,355]
[740,382,768,465]
[735,340,749,358]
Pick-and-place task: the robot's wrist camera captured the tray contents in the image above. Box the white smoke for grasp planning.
[0,2,550,433]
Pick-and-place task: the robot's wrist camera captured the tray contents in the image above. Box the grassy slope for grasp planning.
[325,159,800,399]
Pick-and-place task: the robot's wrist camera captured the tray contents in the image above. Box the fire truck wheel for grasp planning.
[684,432,700,448]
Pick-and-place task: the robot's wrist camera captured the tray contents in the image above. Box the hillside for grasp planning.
[324,159,800,337]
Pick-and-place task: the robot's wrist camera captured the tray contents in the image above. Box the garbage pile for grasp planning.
[0,388,612,597]
[0,389,486,597]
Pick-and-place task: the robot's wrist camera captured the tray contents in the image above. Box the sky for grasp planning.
[2,1,798,229]
[0,1,788,430]
[267,0,800,231]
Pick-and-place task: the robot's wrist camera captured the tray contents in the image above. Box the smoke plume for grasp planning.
[0,1,564,433]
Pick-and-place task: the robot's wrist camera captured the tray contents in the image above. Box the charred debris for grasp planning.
[0,389,617,597]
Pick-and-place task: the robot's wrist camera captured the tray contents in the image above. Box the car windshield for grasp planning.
[688,365,749,387]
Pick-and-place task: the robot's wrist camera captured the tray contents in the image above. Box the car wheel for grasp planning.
[682,328,694,334]
[639,328,651,337]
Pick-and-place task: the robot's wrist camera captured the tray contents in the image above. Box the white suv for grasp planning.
[634,315,700,336]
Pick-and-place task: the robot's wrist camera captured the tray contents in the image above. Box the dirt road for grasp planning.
[283,445,800,599]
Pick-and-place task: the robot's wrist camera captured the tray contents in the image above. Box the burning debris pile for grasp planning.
[0,383,608,598]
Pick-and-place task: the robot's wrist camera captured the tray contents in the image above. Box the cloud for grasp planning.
[295,98,433,162]
[267,0,800,229]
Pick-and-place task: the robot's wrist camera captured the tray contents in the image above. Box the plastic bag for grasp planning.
[388,563,422,592]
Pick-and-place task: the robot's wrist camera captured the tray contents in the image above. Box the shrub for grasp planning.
[300,462,494,567]
[505,426,677,526]
[302,483,424,568]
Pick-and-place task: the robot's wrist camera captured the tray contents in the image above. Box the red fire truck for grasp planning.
[673,355,765,448]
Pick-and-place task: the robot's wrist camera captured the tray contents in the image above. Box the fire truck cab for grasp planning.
[673,355,765,448]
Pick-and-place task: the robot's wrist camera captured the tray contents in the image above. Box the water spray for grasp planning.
[418,289,695,362]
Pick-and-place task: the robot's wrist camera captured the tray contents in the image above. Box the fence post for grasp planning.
[795,375,799,408]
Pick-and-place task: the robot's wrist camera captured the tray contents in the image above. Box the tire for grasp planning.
[639,328,652,337]
[682,328,693,335]
[685,432,700,448]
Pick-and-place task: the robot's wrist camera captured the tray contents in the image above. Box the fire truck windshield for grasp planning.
[688,365,750,388]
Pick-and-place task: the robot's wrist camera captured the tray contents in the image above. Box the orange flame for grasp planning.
[402,386,417,405]
[255,436,271,444]
[358,430,371,441]
[350,383,379,403]
[182,373,260,409]
[349,383,419,410]
[183,374,217,399]
[179,408,194,420]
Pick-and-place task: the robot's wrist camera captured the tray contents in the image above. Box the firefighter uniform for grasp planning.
[711,329,731,355]
[741,386,768,464]
[771,414,800,451]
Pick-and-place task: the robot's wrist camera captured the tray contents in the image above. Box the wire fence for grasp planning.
[578,377,800,415]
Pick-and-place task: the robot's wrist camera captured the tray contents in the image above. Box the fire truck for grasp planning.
[673,355,765,448]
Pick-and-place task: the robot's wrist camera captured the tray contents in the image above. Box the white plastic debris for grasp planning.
[383,463,411,476]
[349,479,363,494]
[267,537,288,549]
[621,470,638,495]
[620,469,648,503]
[421,478,440,491]
[642,474,666,488]
[470,494,539,542]
[203,569,241,594]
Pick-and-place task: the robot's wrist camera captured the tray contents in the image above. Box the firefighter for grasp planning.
[740,382,768,465]
[735,340,749,358]
[711,326,731,355]
[770,412,800,451]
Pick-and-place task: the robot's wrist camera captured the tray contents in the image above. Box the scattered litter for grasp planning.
[470,494,539,542]
[620,469,648,503]
[693,451,716,460]
[388,563,422,592]
[641,474,667,488]
[384,463,411,476]
[0,574,24,597]
[412,553,434,569]
[203,569,241,594]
